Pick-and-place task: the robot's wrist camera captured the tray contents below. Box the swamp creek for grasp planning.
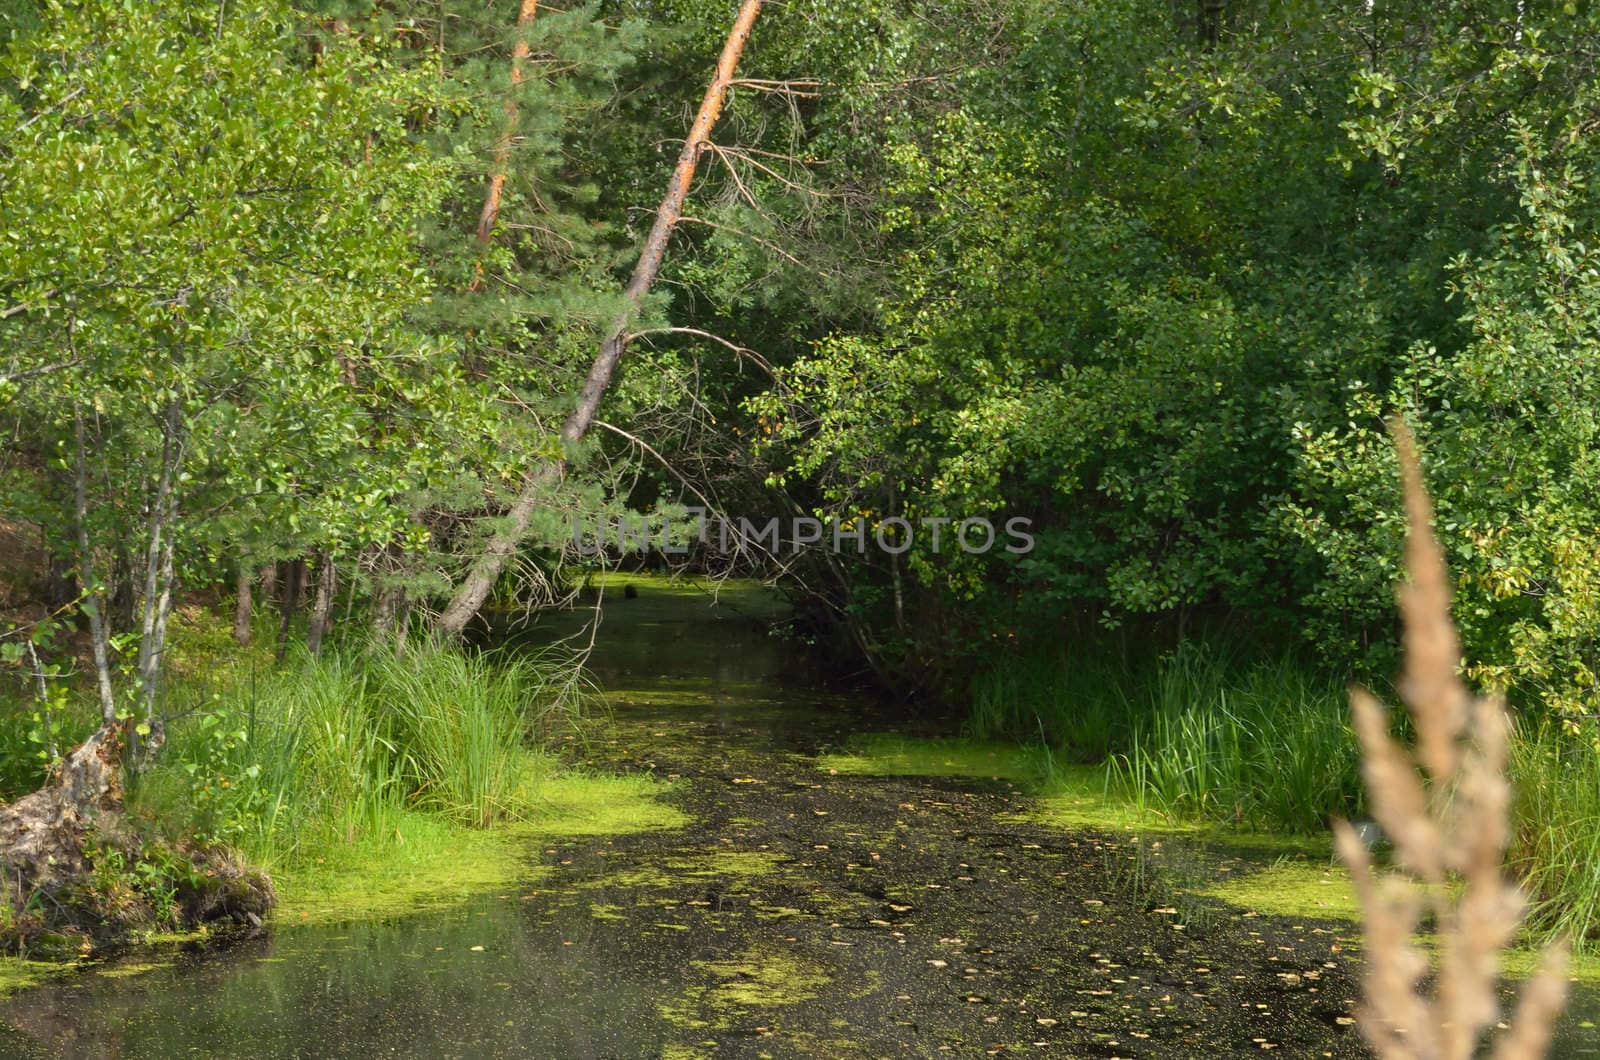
[0,577,1595,1058]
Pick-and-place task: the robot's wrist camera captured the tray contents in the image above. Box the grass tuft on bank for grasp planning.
[124,638,680,928]
[968,637,1600,949]
[971,640,1360,833]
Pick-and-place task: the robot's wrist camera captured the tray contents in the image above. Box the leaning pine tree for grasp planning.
[437,0,766,635]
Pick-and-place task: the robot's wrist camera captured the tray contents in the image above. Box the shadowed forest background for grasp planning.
[3,0,1600,1046]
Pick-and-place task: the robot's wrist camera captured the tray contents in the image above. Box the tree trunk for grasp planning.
[372,583,396,636]
[1198,0,1225,47]
[394,592,413,658]
[73,411,117,726]
[42,542,77,613]
[234,563,253,647]
[109,549,136,632]
[373,579,406,641]
[469,0,540,289]
[276,557,304,662]
[438,0,764,636]
[306,552,337,657]
[131,398,181,764]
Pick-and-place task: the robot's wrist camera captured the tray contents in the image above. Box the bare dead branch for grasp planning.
[625,325,778,377]
[676,214,808,270]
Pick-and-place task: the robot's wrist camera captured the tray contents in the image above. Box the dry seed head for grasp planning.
[1392,422,1469,781]
[1349,687,1444,881]
[1335,420,1568,1059]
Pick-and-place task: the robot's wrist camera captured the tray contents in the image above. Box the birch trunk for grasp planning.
[73,411,117,726]
[306,552,337,657]
[131,398,181,763]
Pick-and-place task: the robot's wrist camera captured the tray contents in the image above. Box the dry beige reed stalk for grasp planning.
[1335,421,1569,1059]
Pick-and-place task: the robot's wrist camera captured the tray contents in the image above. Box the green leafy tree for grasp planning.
[0,0,455,746]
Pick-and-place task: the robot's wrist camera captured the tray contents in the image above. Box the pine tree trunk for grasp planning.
[438,0,764,635]
[234,563,253,647]
[394,592,413,658]
[374,581,407,641]
[306,552,337,657]
[469,0,540,289]
[276,557,304,662]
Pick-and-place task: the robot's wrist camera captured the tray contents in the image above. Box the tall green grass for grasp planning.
[970,643,1130,763]
[971,639,1361,832]
[247,652,403,863]
[972,636,1600,944]
[369,647,533,829]
[135,640,591,871]
[1114,649,1360,832]
[1509,722,1600,944]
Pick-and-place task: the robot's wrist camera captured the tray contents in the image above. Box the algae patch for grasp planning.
[1204,858,1360,922]
[96,960,173,981]
[660,947,830,1031]
[817,735,1050,783]
[1502,945,1600,985]
[579,850,785,893]
[1020,764,1191,834]
[274,770,683,926]
[520,770,687,838]
[0,957,73,999]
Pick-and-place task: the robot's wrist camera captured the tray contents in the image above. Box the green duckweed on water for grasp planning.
[814,733,1591,994]
[660,946,831,1030]
[820,733,1181,835]
[1203,857,1359,922]
[567,849,786,895]
[274,769,684,926]
[1027,764,1195,834]
[0,957,74,1000]
[95,961,173,980]
[578,571,792,623]
[817,734,1050,783]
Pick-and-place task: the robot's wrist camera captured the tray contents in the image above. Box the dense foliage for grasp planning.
[4,0,1600,896]
[752,0,1600,725]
